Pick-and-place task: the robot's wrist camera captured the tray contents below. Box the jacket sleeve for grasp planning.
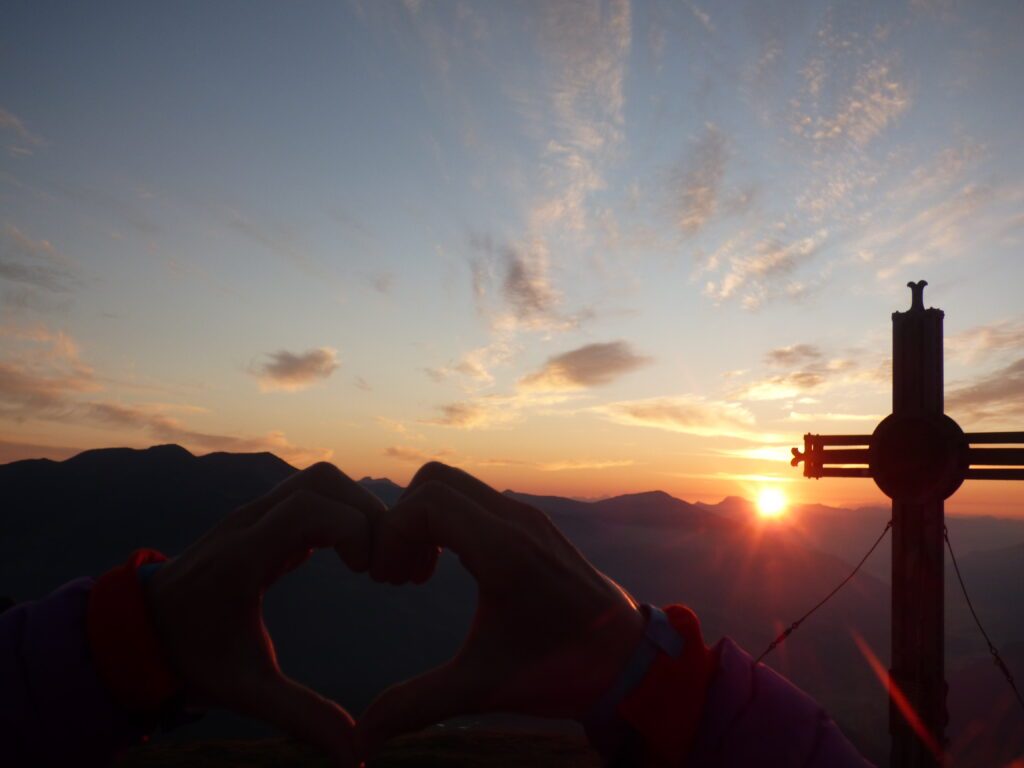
[0,578,147,767]
[686,637,873,767]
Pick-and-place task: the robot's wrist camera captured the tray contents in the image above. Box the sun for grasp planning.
[756,487,788,519]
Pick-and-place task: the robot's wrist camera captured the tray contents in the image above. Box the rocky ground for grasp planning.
[115,729,600,767]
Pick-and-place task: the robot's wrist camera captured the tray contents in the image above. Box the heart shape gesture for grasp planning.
[358,462,646,755]
[144,462,385,766]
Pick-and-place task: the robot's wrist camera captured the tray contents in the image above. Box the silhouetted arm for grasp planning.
[359,462,873,767]
[0,461,381,767]
[0,578,149,766]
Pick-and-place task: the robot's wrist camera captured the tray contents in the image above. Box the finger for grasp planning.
[403,462,545,531]
[384,481,513,581]
[358,660,481,756]
[245,673,359,766]
[369,505,432,585]
[250,489,371,582]
[234,462,386,531]
[410,546,441,585]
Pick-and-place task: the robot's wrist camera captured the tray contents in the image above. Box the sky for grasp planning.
[2,0,1024,515]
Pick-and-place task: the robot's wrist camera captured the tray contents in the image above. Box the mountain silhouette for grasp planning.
[2,445,1022,763]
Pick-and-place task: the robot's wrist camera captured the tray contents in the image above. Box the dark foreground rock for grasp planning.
[116,730,600,767]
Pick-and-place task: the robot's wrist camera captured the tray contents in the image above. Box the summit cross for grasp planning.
[790,280,1024,768]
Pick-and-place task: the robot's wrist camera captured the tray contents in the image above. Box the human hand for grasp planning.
[358,462,646,754]
[144,462,384,766]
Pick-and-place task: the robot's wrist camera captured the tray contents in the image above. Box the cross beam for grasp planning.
[790,281,1024,768]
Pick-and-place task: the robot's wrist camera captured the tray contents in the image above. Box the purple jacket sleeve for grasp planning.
[687,638,873,767]
[0,578,146,767]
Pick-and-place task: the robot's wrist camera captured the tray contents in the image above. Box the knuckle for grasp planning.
[304,461,348,487]
[411,461,455,487]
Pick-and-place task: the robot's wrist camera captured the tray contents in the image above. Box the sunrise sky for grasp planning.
[2,1,1023,515]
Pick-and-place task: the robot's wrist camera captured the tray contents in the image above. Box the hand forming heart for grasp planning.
[145,460,645,766]
[357,462,646,756]
[144,462,384,766]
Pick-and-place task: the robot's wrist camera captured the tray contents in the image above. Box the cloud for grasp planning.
[367,271,394,294]
[791,59,909,150]
[787,411,881,423]
[946,358,1024,423]
[733,354,862,401]
[422,400,516,430]
[253,347,339,392]
[672,125,727,235]
[703,227,829,309]
[685,1,715,33]
[383,444,454,464]
[519,340,651,392]
[536,458,635,472]
[0,438,81,464]
[422,388,575,431]
[946,319,1024,362]
[0,108,45,155]
[595,395,772,442]
[0,328,96,416]
[473,456,635,472]
[526,0,631,235]
[425,339,519,389]
[765,344,823,367]
[0,328,329,465]
[736,370,827,401]
[0,225,78,294]
[376,417,424,440]
[469,235,591,332]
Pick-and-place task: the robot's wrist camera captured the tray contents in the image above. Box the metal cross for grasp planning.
[790,281,1024,768]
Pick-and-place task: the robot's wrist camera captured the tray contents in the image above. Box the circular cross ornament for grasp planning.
[869,413,969,503]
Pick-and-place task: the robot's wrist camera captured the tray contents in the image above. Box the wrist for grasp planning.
[581,605,717,765]
[87,549,183,715]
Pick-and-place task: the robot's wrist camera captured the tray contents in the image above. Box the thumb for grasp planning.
[357,659,482,756]
[245,673,359,766]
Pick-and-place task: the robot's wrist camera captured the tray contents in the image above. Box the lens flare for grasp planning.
[756,488,787,519]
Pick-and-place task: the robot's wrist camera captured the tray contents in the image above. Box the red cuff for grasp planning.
[87,549,182,713]
[616,604,717,766]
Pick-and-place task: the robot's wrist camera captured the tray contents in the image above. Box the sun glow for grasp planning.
[756,487,788,519]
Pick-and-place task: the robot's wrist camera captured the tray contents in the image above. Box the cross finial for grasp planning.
[908,280,928,312]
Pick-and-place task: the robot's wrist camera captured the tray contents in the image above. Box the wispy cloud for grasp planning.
[685,1,715,33]
[791,59,909,150]
[787,411,881,423]
[0,108,45,156]
[595,395,774,442]
[0,327,96,415]
[253,347,339,392]
[425,338,518,389]
[422,399,518,430]
[519,340,651,392]
[765,343,823,367]
[474,455,635,472]
[470,234,591,332]
[384,444,453,464]
[86,400,330,465]
[732,350,865,402]
[947,358,1024,423]
[672,124,727,235]
[0,327,328,464]
[702,227,829,309]
[0,225,79,294]
[947,318,1024,362]
[376,416,424,440]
